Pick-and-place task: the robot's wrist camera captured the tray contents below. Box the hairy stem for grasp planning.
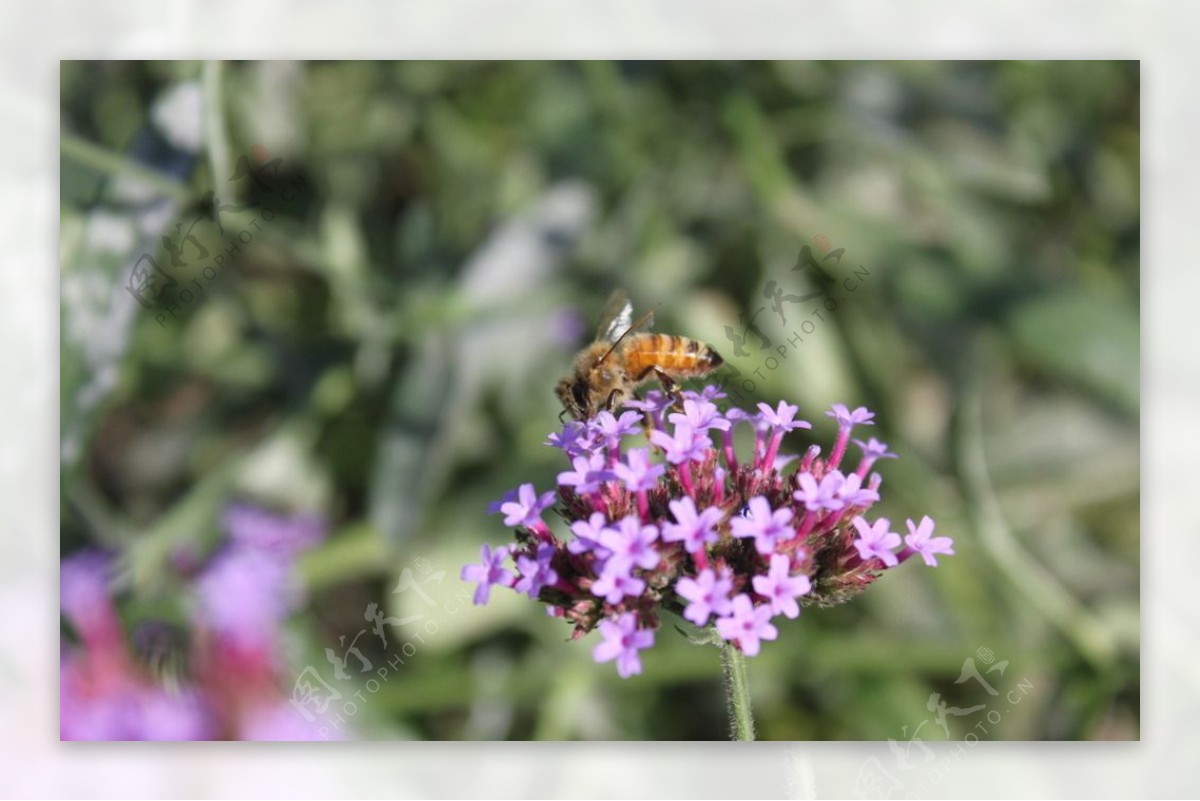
[719,639,756,741]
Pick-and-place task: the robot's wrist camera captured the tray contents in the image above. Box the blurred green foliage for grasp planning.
[61,61,1138,740]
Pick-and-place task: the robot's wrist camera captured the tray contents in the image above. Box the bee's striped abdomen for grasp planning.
[625,333,724,379]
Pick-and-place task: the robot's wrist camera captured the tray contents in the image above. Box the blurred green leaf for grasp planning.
[1006,290,1139,416]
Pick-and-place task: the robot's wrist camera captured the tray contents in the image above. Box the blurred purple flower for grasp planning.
[854,437,896,461]
[826,404,875,428]
[222,504,325,559]
[60,655,214,741]
[194,548,297,653]
[60,550,119,647]
[238,701,338,741]
[138,688,215,741]
[549,305,588,348]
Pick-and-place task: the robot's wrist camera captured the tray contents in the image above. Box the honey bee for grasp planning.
[556,290,725,420]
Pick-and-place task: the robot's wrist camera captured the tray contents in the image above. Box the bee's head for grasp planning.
[555,376,592,422]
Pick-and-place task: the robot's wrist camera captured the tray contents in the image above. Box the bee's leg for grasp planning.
[603,389,622,412]
[628,389,657,436]
[649,366,685,412]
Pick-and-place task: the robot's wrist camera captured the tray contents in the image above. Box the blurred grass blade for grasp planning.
[958,367,1119,669]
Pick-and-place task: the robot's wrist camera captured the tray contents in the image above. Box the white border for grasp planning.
[5,0,1191,797]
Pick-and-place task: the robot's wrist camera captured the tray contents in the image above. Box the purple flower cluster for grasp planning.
[462,388,954,678]
[61,504,331,740]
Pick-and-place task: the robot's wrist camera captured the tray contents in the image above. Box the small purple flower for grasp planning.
[592,612,655,678]
[568,512,612,556]
[545,421,597,458]
[625,390,673,415]
[851,516,902,568]
[756,401,811,433]
[486,487,519,515]
[599,515,660,571]
[668,398,731,432]
[837,472,880,508]
[715,594,778,657]
[515,543,559,598]
[612,447,666,493]
[904,516,955,567]
[661,497,723,553]
[498,483,557,528]
[729,496,795,555]
[793,472,847,513]
[649,422,710,465]
[461,543,512,605]
[591,561,647,604]
[726,406,770,434]
[752,554,812,619]
[854,437,896,461]
[826,404,875,428]
[682,385,727,402]
[557,452,616,494]
[221,504,325,558]
[589,410,643,449]
[676,567,735,626]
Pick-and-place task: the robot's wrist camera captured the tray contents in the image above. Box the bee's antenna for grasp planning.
[594,303,660,367]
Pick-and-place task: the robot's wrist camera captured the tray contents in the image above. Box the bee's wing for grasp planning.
[596,289,654,343]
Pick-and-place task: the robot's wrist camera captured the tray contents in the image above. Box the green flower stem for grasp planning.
[719,639,756,741]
